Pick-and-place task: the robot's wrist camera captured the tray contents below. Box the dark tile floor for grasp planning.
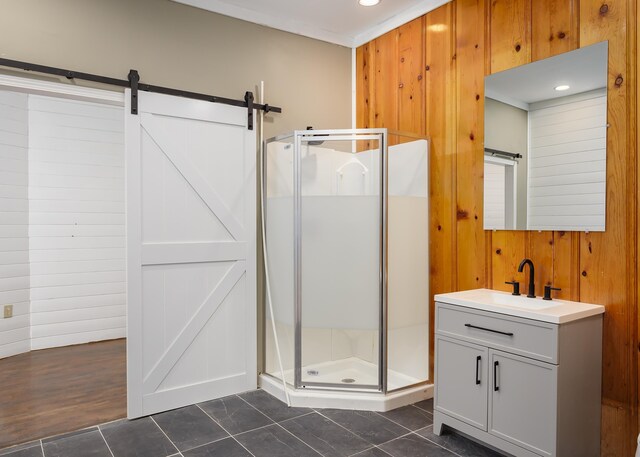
[0,390,505,457]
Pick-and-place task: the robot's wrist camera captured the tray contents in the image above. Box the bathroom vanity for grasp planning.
[434,289,604,457]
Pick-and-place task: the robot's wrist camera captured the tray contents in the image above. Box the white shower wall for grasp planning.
[265,138,429,386]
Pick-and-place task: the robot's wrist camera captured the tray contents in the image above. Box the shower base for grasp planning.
[259,357,433,412]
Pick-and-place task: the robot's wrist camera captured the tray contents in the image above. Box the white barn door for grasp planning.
[125,90,256,418]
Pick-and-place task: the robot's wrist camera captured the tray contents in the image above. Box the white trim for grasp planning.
[0,74,124,105]
[172,0,451,48]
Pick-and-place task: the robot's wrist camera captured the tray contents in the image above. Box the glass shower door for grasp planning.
[295,131,385,390]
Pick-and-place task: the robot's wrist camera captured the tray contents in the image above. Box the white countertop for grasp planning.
[435,288,604,324]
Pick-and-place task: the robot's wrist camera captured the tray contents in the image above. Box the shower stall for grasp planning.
[261,129,430,410]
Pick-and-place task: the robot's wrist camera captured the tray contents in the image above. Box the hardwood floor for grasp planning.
[0,338,126,449]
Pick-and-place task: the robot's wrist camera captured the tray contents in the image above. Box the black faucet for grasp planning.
[518,258,536,298]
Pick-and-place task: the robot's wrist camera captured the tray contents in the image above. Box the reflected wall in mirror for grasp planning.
[483,41,608,231]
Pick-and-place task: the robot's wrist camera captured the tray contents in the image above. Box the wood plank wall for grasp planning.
[356,0,638,454]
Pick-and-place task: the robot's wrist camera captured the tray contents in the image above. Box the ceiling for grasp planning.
[485,41,608,109]
[173,0,450,47]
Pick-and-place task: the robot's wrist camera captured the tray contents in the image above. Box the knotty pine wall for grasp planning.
[356,0,638,454]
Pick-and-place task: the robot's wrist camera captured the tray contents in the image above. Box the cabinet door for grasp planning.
[489,350,557,456]
[435,336,488,430]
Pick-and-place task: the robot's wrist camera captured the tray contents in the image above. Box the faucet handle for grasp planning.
[505,281,520,296]
[543,285,561,301]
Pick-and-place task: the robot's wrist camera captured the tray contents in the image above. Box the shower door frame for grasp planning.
[293,128,389,393]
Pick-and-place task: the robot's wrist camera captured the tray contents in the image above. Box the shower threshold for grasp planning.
[259,357,433,412]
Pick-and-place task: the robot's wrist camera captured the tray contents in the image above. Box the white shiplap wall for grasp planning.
[484,161,506,230]
[28,95,125,350]
[528,89,607,231]
[0,91,30,358]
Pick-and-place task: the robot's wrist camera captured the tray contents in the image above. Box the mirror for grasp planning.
[483,41,608,231]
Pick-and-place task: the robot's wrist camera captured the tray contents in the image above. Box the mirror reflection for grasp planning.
[483,41,608,231]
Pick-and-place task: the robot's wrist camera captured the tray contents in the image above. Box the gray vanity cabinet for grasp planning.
[434,300,602,457]
[489,350,557,456]
[435,337,488,430]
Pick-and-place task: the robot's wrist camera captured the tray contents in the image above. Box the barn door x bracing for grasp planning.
[126,90,257,418]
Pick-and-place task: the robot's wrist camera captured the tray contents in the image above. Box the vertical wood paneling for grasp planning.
[636,0,640,441]
[487,0,530,290]
[527,231,554,296]
[491,231,526,291]
[356,42,375,151]
[578,1,637,454]
[356,43,374,131]
[356,0,638,448]
[398,17,425,135]
[374,29,399,133]
[530,0,581,304]
[552,231,580,301]
[531,0,579,61]
[489,0,531,73]
[456,0,487,290]
[425,2,456,379]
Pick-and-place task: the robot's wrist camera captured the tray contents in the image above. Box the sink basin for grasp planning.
[467,291,558,310]
[434,288,605,324]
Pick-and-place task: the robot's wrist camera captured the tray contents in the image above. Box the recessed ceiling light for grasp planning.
[555,85,570,91]
[359,0,380,6]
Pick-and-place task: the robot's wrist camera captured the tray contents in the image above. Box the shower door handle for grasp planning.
[475,355,481,385]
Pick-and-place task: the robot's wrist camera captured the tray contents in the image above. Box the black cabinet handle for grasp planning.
[475,355,481,385]
[464,323,514,337]
[494,361,500,392]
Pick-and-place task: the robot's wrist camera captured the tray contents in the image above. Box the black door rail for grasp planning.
[0,57,281,130]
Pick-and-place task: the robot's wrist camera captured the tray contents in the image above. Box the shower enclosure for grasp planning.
[262,129,430,410]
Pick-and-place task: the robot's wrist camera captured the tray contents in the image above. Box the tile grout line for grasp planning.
[39,440,44,457]
[373,445,394,456]
[410,432,463,457]
[96,427,115,457]
[370,429,416,451]
[195,402,257,457]
[2,417,128,454]
[1,441,45,457]
[230,435,256,457]
[415,423,485,457]
[273,422,325,456]
[277,410,315,424]
[348,444,392,457]
[149,416,180,456]
[235,392,286,423]
[371,410,420,434]
[417,431,472,457]
[411,403,434,415]
[312,409,381,444]
[312,409,414,455]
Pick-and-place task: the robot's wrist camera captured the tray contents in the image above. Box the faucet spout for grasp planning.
[517,258,536,298]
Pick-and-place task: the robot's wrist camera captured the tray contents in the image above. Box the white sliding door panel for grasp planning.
[126,90,257,418]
